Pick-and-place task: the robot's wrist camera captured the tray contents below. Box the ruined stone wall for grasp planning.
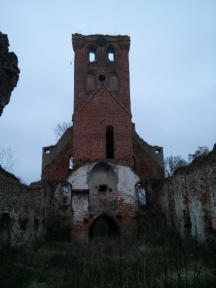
[0,172,46,246]
[159,148,216,241]
[133,135,164,180]
[67,161,139,241]
[0,32,20,116]
[42,127,73,180]
[0,169,73,246]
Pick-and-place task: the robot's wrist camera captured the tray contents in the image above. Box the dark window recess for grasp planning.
[34,219,39,231]
[98,74,106,81]
[106,126,114,159]
[98,185,107,192]
[20,218,28,231]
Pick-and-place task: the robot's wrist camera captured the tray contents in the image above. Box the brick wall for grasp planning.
[72,34,131,113]
[159,148,216,241]
[73,87,133,168]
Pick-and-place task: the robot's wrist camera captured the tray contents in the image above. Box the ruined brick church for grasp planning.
[1,32,215,246]
[41,34,164,240]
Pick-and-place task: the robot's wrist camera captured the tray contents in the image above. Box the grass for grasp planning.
[1,231,216,288]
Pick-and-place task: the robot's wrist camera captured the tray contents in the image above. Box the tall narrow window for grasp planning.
[136,184,146,207]
[69,157,73,170]
[106,126,114,159]
[88,46,96,63]
[107,46,115,63]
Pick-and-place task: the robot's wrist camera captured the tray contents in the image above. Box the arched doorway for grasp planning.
[89,215,118,239]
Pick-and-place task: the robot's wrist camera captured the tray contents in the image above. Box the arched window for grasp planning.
[106,46,115,63]
[108,72,119,91]
[62,186,70,204]
[69,157,73,170]
[87,46,96,63]
[86,72,96,92]
[106,126,114,159]
[136,184,146,207]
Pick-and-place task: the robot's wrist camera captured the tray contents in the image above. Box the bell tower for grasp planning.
[72,34,131,114]
[42,34,164,183]
[72,34,133,168]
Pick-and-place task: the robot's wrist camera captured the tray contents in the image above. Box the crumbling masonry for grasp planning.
[0,33,215,246]
[0,32,20,116]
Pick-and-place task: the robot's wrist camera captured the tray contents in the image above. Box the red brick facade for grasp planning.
[42,34,164,182]
[72,34,131,114]
[73,87,133,168]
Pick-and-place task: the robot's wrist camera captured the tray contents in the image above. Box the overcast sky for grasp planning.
[1,0,216,184]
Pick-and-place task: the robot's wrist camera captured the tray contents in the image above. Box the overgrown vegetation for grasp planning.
[165,146,210,177]
[54,121,72,141]
[1,217,216,288]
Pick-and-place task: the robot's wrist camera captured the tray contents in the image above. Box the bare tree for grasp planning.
[0,147,15,172]
[188,146,209,162]
[165,155,187,177]
[54,121,72,140]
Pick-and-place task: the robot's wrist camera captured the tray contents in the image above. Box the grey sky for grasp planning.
[0,0,216,184]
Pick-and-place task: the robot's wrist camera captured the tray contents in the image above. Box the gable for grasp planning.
[73,87,131,121]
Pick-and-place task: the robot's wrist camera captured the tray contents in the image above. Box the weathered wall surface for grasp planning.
[0,172,47,246]
[73,87,134,168]
[68,161,139,241]
[159,147,216,241]
[133,128,164,180]
[42,127,73,180]
[0,32,20,116]
[0,168,73,246]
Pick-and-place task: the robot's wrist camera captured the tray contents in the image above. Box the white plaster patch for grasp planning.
[189,199,204,241]
[67,161,140,217]
[117,166,139,205]
[72,194,88,222]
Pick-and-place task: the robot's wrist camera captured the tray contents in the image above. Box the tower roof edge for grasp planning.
[72,33,130,42]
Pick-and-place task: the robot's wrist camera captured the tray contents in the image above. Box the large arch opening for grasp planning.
[89,215,118,239]
[88,162,118,212]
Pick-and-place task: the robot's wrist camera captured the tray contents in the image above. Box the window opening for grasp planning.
[63,186,69,197]
[136,184,146,207]
[88,47,96,63]
[62,186,69,204]
[106,126,114,159]
[89,52,95,62]
[34,219,39,231]
[98,185,108,192]
[107,46,115,63]
[0,213,10,244]
[108,52,114,62]
[69,157,73,170]
[98,74,106,81]
[19,218,28,231]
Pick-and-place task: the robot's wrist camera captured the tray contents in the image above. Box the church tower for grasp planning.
[41,34,164,241]
[72,34,133,168]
